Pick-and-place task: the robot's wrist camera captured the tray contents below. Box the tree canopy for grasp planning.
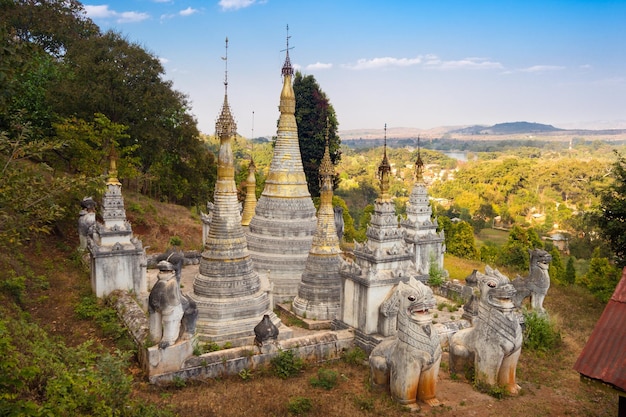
[293,71,340,197]
[597,151,626,268]
[1,0,217,210]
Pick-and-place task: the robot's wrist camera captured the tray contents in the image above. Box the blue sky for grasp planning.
[84,0,626,137]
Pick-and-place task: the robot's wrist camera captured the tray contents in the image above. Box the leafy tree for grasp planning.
[0,125,99,248]
[293,71,340,197]
[355,204,374,242]
[52,113,139,177]
[548,246,565,284]
[443,218,478,260]
[564,256,576,285]
[579,247,620,302]
[597,151,626,267]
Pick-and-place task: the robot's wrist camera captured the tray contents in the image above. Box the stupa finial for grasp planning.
[377,124,391,198]
[216,37,237,139]
[106,145,121,186]
[281,24,294,77]
[415,135,424,182]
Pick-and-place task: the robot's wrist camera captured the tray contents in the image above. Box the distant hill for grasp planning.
[339,120,626,141]
[451,122,562,135]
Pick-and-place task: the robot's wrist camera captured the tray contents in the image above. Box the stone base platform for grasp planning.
[276,303,333,330]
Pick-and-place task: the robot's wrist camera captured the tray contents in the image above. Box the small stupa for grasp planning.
[338,125,418,350]
[246,27,317,302]
[88,149,147,297]
[292,124,342,320]
[240,157,257,227]
[190,39,281,345]
[401,138,445,277]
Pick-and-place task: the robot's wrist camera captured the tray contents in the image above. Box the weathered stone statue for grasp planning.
[369,277,442,407]
[78,197,97,250]
[149,261,185,349]
[449,266,523,394]
[333,206,344,242]
[512,248,552,314]
[155,249,185,284]
[254,314,279,347]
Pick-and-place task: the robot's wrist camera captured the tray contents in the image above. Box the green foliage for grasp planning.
[548,246,565,284]
[597,151,626,268]
[564,256,576,285]
[428,254,445,287]
[293,71,341,198]
[74,295,127,341]
[309,368,338,390]
[578,247,620,302]
[271,349,304,379]
[168,236,183,247]
[238,368,253,380]
[287,396,313,415]
[354,204,375,242]
[443,218,479,260]
[353,394,375,411]
[0,126,100,249]
[342,346,367,366]
[479,241,501,265]
[522,311,562,353]
[0,304,172,416]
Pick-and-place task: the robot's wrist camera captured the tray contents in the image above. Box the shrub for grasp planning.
[287,396,312,415]
[342,346,367,366]
[168,236,183,247]
[309,368,338,390]
[271,349,304,379]
[522,311,561,352]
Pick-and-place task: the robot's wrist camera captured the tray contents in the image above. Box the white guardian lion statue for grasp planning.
[369,277,442,407]
[449,266,523,394]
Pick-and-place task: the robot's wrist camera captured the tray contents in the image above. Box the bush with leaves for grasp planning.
[522,311,561,353]
[271,349,304,379]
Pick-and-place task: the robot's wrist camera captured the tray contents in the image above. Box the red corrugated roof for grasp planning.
[573,267,626,391]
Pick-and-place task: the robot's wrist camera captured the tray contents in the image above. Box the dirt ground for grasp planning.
[24,194,619,417]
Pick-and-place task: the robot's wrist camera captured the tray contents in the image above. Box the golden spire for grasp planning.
[241,111,257,226]
[260,25,310,198]
[215,37,237,140]
[415,136,425,183]
[106,145,121,186]
[377,123,391,199]
[319,119,334,196]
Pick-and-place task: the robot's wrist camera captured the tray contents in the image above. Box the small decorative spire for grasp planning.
[106,145,121,186]
[378,124,391,198]
[281,24,294,77]
[319,118,334,188]
[215,37,237,139]
[415,136,424,182]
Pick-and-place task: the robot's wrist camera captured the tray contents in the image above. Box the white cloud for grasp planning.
[117,11,150,23]
[344,56,423,70]
[424,56,503,70]
[179,7,198,16]
[306,62,333,71]
[84,5,116,18]
[84,4,149,23]
[343,54,502,71]
[520,65,565,73]
[158,57,170,64]
[219,0,264,11]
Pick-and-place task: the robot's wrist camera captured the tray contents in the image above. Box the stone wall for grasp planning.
[111,290,354,384]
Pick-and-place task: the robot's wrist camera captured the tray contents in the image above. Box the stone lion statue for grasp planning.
[511,248,552,314]
[370,277,442,407]
[449,266,523,394]
[149,261,197,348]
